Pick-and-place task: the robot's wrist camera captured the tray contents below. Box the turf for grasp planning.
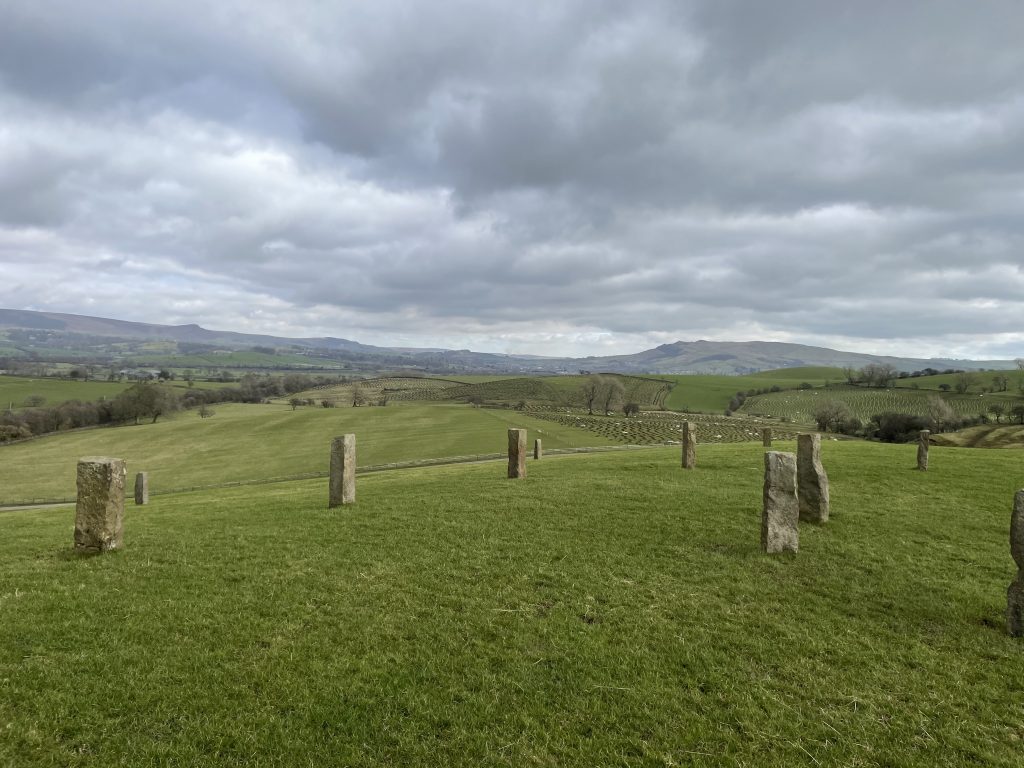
[0,374,231,411]
[0,403,615,503]
[1,442,1023,765]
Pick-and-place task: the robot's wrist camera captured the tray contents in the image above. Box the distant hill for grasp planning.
[0,307,1014,375]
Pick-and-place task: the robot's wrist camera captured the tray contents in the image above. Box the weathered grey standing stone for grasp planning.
[762,428,772,447]
[917,430,930,471]
[134,472,149,505]
[761,451,799,554]
[74,457,126,553]
[1009,490,1024,637]
[534,438,542,460]
[508,429,526,479]
[681,421,696,469]
[797,433,829,523]
[1012,490,1024,570]
[329,434,356,507]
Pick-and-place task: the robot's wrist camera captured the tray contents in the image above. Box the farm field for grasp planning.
[656,367,843,412]
[289,374,672,410]
[892,370,1024,392]
[2,442,1023,765]
[0,403,617,504]
[0,374,232,411]
[741,386,1021,424]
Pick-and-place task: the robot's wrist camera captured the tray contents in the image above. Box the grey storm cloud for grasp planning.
[0,0,1023,357]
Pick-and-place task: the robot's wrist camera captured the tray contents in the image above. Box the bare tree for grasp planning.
[927,395,956,432]
[812,400,852,432]
[953,371,976,394]
[599,377,626,416]
[993,374,1009,392]
[577,375,603,415]
[860,363,898,388]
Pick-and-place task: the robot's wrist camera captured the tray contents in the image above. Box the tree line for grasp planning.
[0,373,344,442]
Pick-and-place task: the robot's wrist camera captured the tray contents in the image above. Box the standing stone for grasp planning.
[1008,490,1024,637]
[681,421,696,469]
[762,428,772,447]
[329,434,356,507]
[917,430,930,471]
[74,457,126,553]
[797,434,829,523]
[134,472,149,505]
[508,429,527,479]
[761,451,799,554]
[534,438,542,460]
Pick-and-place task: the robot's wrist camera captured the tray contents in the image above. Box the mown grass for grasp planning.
[0,403,615,503]
[2,442,1023,765]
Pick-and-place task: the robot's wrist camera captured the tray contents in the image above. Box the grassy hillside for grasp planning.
[293,374,672,410]
[741,386,1021,424]
[2,442,1023,765]
[658,367,843,412]
[0,403,616,504]
[931,424,1024,449]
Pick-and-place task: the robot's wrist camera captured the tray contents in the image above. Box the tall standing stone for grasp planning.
[508,429,527,478]
[329,434,356,507]
[1008,490,1024,637]
[761,451,799,554]
[681,421,696,469]
[917,430,930,471]
[534,438,542,460]
[74,457,126,553]
[134,472,149,505]
[797,434,829,523]
[762,428,772,447]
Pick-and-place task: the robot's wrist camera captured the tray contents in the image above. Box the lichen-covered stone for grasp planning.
[329,434,356,507]
[508,429,526,478]
[681,421,696,469]
[797,434,829,523]
[917,430,930,471]
[534,438,542,460]
[74,457,126,553]
[1008,574,1024,637]
[1012,490,1024,570]
[762,428,772,447]
[134,472,149,505]
[762,451,798,554]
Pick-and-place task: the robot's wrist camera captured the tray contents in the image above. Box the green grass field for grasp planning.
[657,367,843,412]
[0,375,130,409]
[2,441,1023,765]
[742,386,1021,424]
[0,403,617,503]
[292,374,672,410]
[0,374,234,411]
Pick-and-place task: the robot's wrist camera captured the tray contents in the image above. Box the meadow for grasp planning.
[0,403,617,504]
[2,442,1023,766]
[655,368,842,412]
[0,374,229,411]
[741,386,1020,424]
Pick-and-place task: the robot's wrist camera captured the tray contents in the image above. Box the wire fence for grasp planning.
[0,443,666,512]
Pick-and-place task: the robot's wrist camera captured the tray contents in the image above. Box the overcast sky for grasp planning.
[1,1,1022,358]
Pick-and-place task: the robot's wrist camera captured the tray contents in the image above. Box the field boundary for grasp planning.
[0,443,666,511]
